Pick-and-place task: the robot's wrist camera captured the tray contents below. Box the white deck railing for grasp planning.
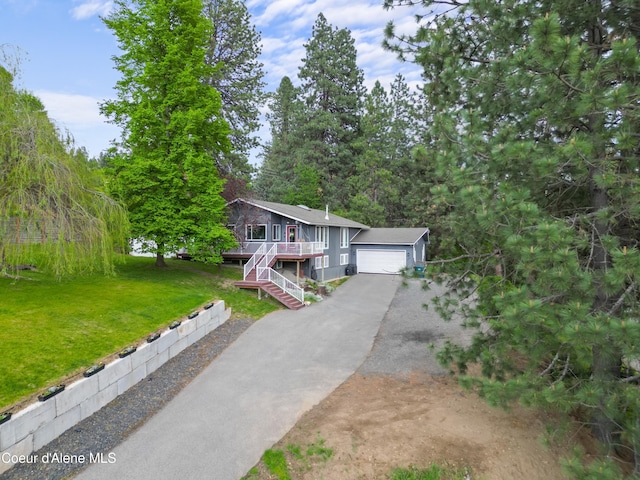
[251,243,305,305]
[231,241,324,259]
[243,242,324,280]
[274,242,325,256]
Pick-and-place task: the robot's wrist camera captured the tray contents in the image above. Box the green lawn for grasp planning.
[0,255,281,411]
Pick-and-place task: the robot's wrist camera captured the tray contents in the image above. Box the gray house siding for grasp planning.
[225,199,428,280]
[309,226,359,281]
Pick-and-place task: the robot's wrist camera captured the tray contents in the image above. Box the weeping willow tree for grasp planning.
[0,63,129,278]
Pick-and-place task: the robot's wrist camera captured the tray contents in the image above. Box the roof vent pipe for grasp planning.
[325,205,329,221]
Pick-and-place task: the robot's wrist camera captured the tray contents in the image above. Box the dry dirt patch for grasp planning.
[246,373,570,480]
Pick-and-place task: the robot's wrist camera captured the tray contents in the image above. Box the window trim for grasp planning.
[340,227,349,248]
[272,224,281,241]
[315,226,329,250]
[245,224,267,241]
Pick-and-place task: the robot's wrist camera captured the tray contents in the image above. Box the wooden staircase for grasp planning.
[235,245,305,310]
[261,283,305,310]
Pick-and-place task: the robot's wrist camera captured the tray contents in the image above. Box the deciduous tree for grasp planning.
[102,0,236,267]
[0,63,128,277]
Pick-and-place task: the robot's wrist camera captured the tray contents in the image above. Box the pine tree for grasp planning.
[386,0,640,474]
[348,80,395,226]
[254,76,303,202]
[202,0,266,182]
[386,74,426,227]
[102,0,236,267]
[297,13,365,210]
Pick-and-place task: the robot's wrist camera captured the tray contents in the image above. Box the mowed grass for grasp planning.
[0,255,281,411]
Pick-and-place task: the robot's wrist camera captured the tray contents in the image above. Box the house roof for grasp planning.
[351,228,430,246]
[230,198,370,229]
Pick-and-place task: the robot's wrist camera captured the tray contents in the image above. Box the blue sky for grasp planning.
[1,0,423,162]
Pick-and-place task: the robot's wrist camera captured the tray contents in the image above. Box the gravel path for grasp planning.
[358,278,473,379]
[0,318,254,480]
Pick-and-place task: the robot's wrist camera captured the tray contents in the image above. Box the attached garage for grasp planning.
[356,249,406,274]
[351,228,430,275]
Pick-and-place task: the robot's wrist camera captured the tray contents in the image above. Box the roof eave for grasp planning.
[232,198,369,228]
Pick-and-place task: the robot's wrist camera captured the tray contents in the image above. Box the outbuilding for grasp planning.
[350,228,430,274]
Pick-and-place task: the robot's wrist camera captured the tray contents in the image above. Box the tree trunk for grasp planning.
[155,252,167,268]
[589,153,621,450]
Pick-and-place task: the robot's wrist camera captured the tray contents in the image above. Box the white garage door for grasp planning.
[356,249,406,274]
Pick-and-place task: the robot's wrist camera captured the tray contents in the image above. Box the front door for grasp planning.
[286,225,298,243]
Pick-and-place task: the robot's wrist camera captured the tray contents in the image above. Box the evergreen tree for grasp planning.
[255,76,302,202]
[386,0,640,475]
[202,0,266,182]
[283,164,323,210]
[0,64,128,277]
[348,80,395,226]
[348,75,426,228]
[387,74,429,227]
[297,13,365,210]
[102,0,236,267]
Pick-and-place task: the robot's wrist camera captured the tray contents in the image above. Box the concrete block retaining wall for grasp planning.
[0,300,231,474]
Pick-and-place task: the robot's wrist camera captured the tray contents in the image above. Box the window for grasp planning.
[272,224,281,241]
[340,228,349,248]
[324,255,329,268]
[340,253,349,265]
[245,224,266,241]
[315,226,329,249]
[315,256,323,269]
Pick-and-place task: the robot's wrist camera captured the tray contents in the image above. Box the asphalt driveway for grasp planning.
[76,273,401,480]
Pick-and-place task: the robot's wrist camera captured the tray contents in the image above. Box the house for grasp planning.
[225,198,430,309]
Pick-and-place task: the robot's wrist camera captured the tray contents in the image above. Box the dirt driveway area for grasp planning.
[246,278,572,479]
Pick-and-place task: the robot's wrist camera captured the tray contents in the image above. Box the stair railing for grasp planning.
[264,269,305,304]
[256,243,278,279]
[256,244,304,305]
[244,242,267,280]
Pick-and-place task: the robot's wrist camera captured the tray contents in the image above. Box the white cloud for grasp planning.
[260,33,307,89]
[34,90,119,156]
[251,0,308,28]
[35,90,104,125]
[70,0,113,20]
[260,36,290,56]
